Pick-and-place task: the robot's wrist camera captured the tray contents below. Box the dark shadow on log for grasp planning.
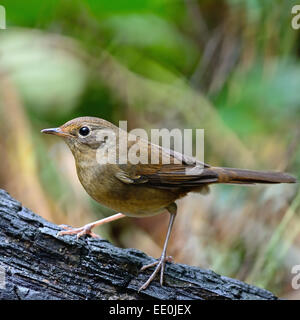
[0,189,277,300]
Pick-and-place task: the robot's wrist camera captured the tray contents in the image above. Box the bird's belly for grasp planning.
[91,186,177,217]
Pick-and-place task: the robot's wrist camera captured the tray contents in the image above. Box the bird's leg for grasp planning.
[57,213,126,239]
[139,203,177,291]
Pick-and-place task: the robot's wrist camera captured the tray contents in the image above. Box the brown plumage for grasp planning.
[41,116,296,291]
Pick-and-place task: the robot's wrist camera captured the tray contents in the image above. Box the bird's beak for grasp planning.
[41,127,71,138]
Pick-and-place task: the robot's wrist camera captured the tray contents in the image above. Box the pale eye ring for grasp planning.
[79,126,90,137]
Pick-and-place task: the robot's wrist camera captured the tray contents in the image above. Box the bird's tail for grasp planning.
[212,167,297,184]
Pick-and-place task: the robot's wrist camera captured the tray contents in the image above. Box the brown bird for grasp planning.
[41,116,296,291]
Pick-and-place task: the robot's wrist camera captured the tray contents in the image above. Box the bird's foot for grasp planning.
[56,214,126,239]
[57,223,99,239]
[138,255,173,291]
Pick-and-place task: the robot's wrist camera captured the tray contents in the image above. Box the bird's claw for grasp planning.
[138,255,173,291]
[57,223,99,239]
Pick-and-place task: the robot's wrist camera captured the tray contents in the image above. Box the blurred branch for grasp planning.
[190,27,222,89]
[208,29,241,94]
[184,0,209,44]
[0,69,56,221]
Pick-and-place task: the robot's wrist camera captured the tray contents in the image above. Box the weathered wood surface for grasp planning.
[0,189,277,300]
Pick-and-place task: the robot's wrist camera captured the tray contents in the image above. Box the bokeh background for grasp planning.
[0,0,299,298]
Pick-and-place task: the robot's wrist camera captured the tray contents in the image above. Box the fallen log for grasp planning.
[0,189,277,300]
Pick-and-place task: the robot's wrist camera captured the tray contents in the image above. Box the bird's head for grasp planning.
[41,117,118,161]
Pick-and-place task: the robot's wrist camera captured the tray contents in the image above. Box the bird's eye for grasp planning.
[79,126,90,137]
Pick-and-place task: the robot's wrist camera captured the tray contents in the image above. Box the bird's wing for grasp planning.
[114,138,217,190]
[114,138,296,188]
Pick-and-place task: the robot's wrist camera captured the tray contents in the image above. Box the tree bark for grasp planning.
[0,189,277,300]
